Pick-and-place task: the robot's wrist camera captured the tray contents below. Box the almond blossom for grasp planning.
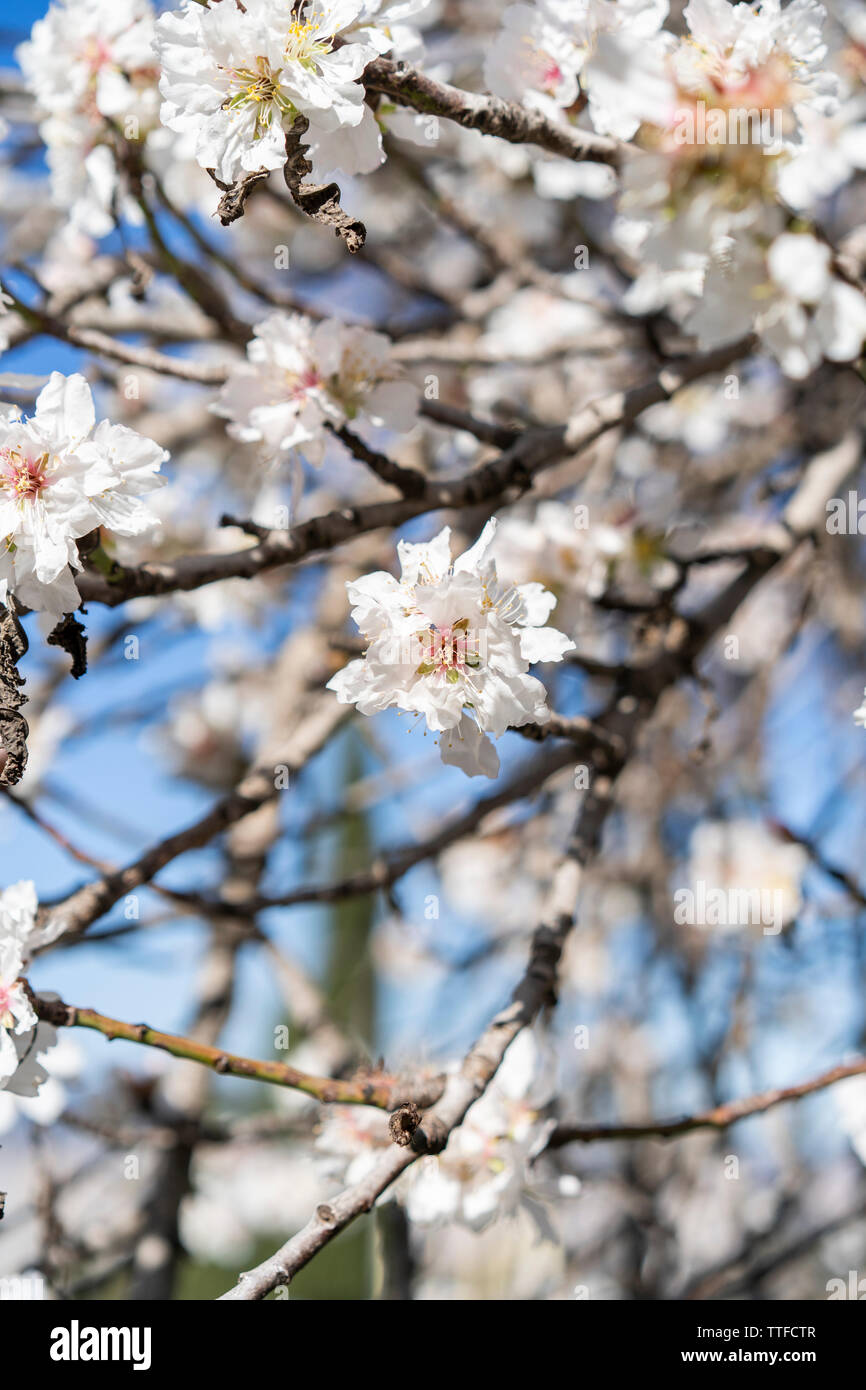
[484,0,672,141]
[681,819,808,935]
[672,0,838,134]
[17,0,163,235]
[214,312,419,478]
[0,881,39,1086]
[326,520,575,778]
[0,938,36,1085]
[0,881,74,1118]
[0,372,166,614]
[347,0,434,63]
[687,230,866,376]
[0,1032,82,1132]
[315,1029,558,1232]
[607,0,866,375]
[17,0,159,124]
[400,1030,557,1231]
[155,0,380,185]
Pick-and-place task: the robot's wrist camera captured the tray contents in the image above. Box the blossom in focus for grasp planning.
[214,312,419,470]
[326,520,575,778]
[155,0,379,184]
[0,372,166,614]
[348,0,435,62]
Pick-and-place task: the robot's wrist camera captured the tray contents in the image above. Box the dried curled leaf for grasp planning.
[0,603,29,787]
[283,117,366,253]
[47,612,88,680]
[212,166,271,226]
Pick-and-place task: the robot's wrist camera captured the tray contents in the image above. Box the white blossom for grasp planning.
[0,1032,83,1133]
[348,0,435,62]
[684,819,807,933]
[214,312,419,475]
[484,0,672,141]
[16,0,162,235]
[775,97,866,209]
[155,0,379,185]
[688,231,866,377]
[17,0,159,123]
[0,883,80,1117]
[0,938,36,1085]
[326,520,575,778]
[674,0,838,128]
[606,0,866,377]
[0,372,166,614]
[0,881,39,1086]
[401,1029,557,1230]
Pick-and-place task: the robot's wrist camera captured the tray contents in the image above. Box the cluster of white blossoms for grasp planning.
[615,0,866,374]
[484,0,866,378]
[18,0,866,384]
[490,498,678,615]
[400,1030,558,1230]
[326,520,575,778]
[16,0,165,235]
[316,1029,558,1231]
[15,0,438,236]
[155,0,394,185]
[214,312,419,480]
[0,373,166,615]
[485,0,672,141]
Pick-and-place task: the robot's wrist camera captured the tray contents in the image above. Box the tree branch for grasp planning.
[549,1056,866,1145]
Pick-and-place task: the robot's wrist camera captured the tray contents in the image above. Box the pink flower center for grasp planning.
[286,367,322,401]
[0,980,15,1025]
[541,58,563,90]
[82,36,115,72]
[415,619,481,678]
[0,449,52,502]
